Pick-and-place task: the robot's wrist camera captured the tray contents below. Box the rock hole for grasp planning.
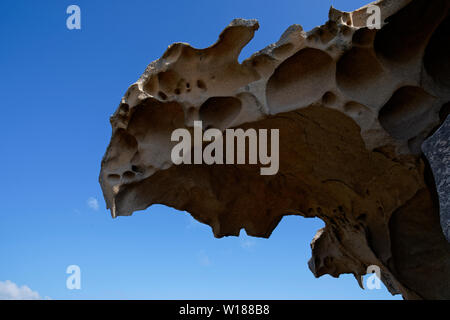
[157,70,179,94]
[266,48,334,113]
[424,14,450,88]
[352,28,376,46]
[199,96,242,129]
[123,171,135,180]
[374,0,448,64]
[158,91,167,100]
[322,91,337,106]
[131,165,144,174]
[379,86,436,140]
[336,47,384,95]
[107,174,120,182]
[143,76,158,94]
[197,80,207,91]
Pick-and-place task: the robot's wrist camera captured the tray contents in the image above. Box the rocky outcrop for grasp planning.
[99,0,450,299]
[423,116,450,242]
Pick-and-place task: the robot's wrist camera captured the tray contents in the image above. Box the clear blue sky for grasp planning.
[0,0,401,299]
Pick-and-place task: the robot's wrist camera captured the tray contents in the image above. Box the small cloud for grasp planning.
[0,280,47,300]
[197,251,212,267]
[87,197,99,211]
[239,231,257,250]
[240,237,256,249]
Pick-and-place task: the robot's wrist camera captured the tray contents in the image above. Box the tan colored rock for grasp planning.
[100,0,450,299]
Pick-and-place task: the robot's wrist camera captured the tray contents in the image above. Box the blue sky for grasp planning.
[0,0,400,299]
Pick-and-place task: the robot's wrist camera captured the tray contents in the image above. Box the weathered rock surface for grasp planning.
[100,0,450,299]
[423,116,450,242]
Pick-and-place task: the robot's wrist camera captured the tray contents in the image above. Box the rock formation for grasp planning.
[99,0,450,299]
[423,116,450,243]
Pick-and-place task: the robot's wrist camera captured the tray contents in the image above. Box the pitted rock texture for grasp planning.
[100,0,450,299]
[423,116,450,242]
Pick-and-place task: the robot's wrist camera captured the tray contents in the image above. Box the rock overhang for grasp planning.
[100,0,450,299]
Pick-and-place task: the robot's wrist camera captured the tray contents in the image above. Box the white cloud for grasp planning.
[239,231,257,250]
[240,238,256,249]
[0,280,44,300]
[197,251,212,267]
[87,197,99,211]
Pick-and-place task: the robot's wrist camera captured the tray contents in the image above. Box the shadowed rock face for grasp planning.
[100,0,450,299]
[423,116,450,243]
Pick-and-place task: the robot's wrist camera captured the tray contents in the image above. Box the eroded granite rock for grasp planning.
[100,0,450,299]
[423,116,450,242]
